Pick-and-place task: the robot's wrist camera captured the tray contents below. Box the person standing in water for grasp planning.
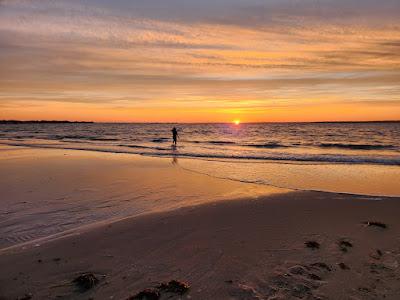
[172,127,179,145]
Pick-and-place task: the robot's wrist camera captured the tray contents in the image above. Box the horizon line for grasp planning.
[1,120,400,124]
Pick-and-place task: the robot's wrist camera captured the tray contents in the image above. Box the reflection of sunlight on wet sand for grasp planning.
[180,158,400,197]
[0,145,287,249]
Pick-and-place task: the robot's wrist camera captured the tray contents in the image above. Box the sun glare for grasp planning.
[234,120,240,125]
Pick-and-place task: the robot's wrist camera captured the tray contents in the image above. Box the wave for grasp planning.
[245,142,288,149]
[88,137,119,141]
[53,135,89,140]
[185,140,236,145]
[319,143,395,150]
[123,144,171,151]
[207,141,236,145]
[187,140,287,148]
[145,152,400,166]
[48,135,119,141]
[3,142,400,166]
[151,138,169,143]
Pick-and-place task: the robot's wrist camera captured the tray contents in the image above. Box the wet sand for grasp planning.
[0,146,400,299]
[0,145,283,250]
[1,195,400,299]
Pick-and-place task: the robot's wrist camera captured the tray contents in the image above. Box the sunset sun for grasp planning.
[234,120,240,125]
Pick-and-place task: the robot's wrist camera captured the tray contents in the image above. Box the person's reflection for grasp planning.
[171,143,178,165]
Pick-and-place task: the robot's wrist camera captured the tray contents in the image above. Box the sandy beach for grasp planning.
[1,146,400,300]
[2,0,400,297]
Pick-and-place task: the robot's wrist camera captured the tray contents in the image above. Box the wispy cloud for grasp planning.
[0,0,399,121]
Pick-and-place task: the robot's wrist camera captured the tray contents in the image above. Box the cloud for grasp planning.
[0,0,399,121]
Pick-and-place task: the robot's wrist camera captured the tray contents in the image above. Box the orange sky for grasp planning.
[0,0,399,122]
[2,102,399,123]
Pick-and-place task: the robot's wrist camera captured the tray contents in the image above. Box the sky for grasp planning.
[0,0,399,122]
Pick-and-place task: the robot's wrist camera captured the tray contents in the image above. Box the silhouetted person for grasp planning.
[172,127,178,145]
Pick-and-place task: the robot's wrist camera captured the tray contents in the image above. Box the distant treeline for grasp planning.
[0,120,94,124]
[310,120,400,124]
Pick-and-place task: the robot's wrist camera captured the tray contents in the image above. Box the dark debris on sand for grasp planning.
[16,293,33,300]
[338,262,350,270]
[289,265,307,275]
[370,263,390,274]
[128,288,160,300]
[338,240,353,252]
[307,273,322,281]
[363,221,387,229]
[73,273,99,291]
[310,262,332,272]
[261,262,332,299]
[305,241,320,249]
[158,280,190,295]
[370,249,384,260]
[128,280,190,300]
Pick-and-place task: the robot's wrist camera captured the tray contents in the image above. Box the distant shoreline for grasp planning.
[0,120,398,124]
[0,120,94,124]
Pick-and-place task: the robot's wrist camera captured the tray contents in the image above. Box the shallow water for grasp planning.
[1,122,399,198]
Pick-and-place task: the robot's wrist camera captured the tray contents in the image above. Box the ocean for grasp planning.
[1,122,400,165]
